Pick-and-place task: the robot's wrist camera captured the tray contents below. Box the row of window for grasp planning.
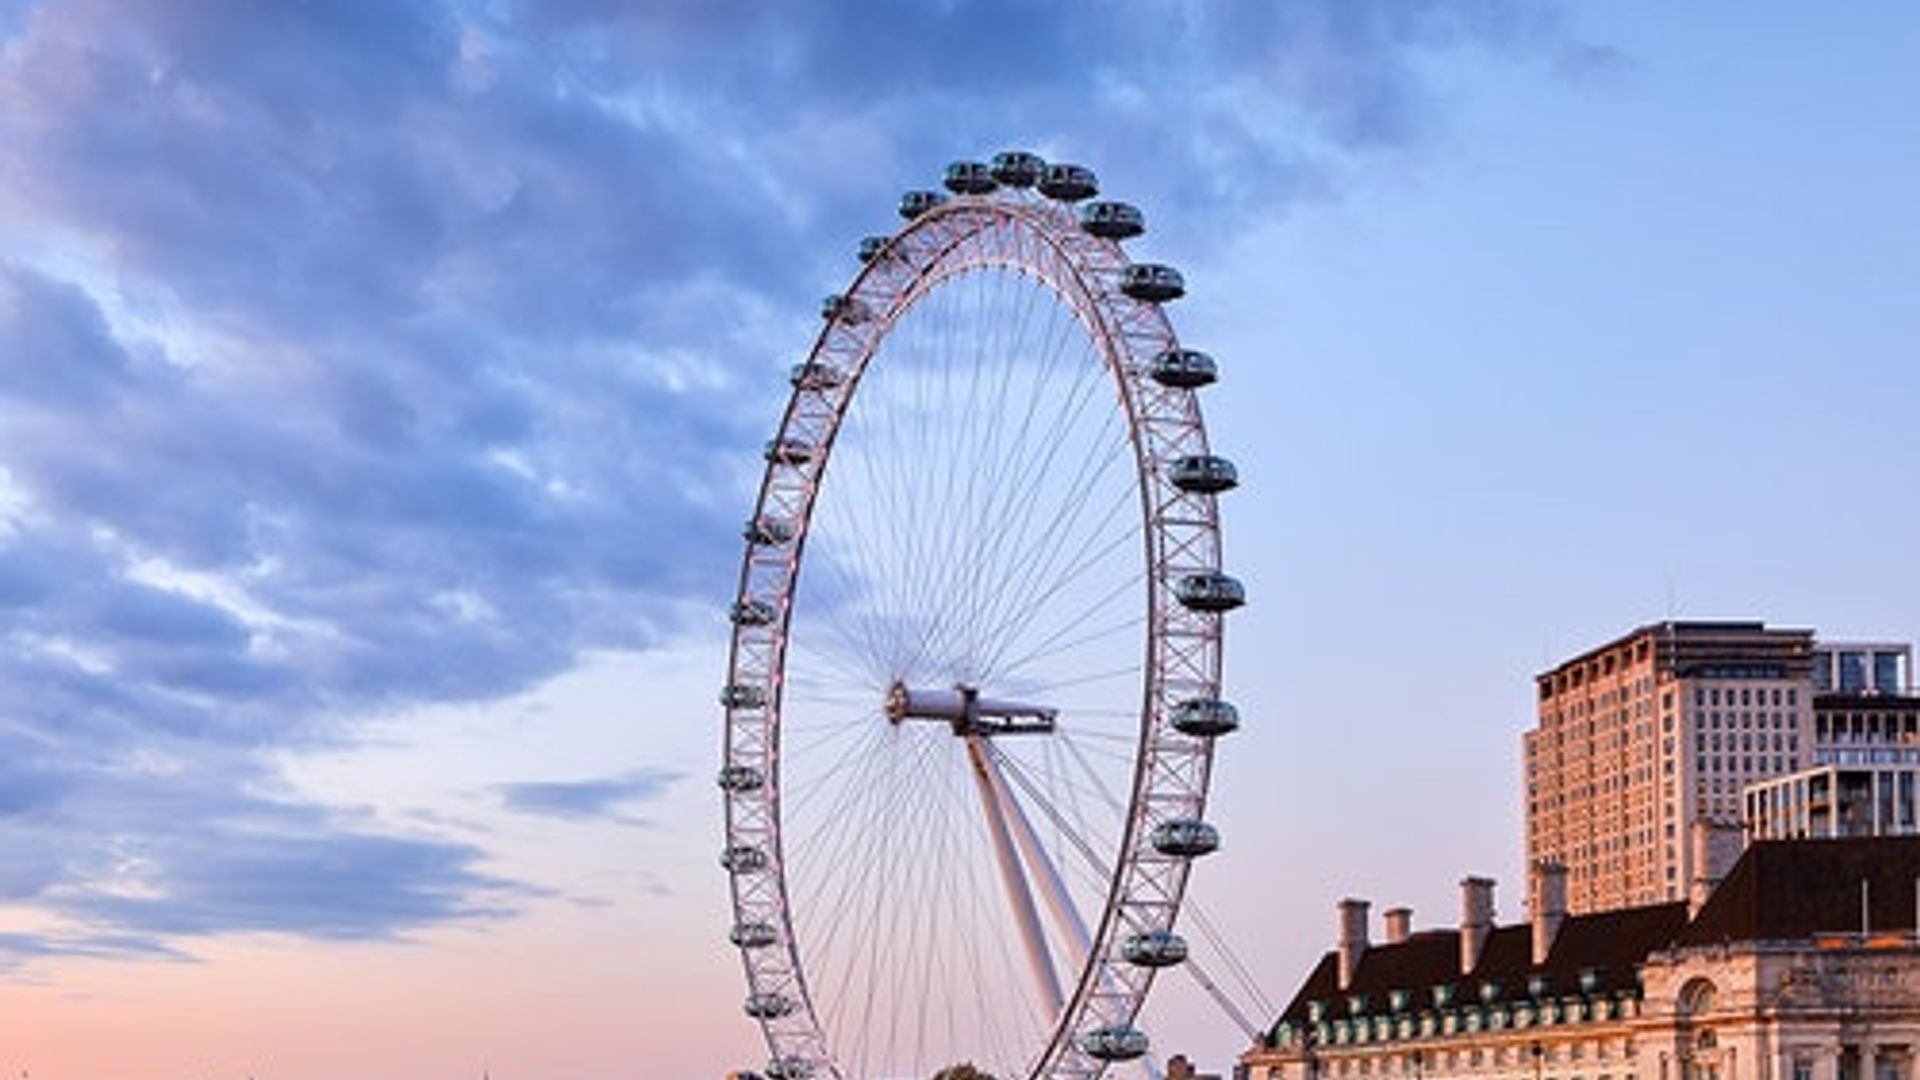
[1695,685,1798,708]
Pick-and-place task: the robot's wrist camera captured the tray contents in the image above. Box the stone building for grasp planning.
[1241,838,1920,1080]
[1526,622,1817,914]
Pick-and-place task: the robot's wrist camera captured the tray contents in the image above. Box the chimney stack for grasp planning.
[1337,898,1370,990]
[1688,818,1741,915]
[1530,859,1568,965]
[1459,876,1495,974]
[1383,906,1412,945]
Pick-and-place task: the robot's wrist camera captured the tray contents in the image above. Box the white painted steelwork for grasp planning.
[720,153,1241,1080]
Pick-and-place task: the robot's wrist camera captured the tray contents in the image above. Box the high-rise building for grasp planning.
[1524,621,1815,914]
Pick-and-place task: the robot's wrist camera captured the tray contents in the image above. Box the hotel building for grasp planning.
[1525,622,1815,914]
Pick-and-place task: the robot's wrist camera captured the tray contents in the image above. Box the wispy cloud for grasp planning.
[0,0,1600,968]
[496,767,683,820]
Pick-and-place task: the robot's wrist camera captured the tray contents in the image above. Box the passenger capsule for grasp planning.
[766,1057,815,1080]
[1080,1024,1150,1062]
[899,189,947,220]
[1150,818,1220,858]
[1121,263,1186,303]
[730,920,779,949]
[721,844,769,874]
[857,235,891,263]
[943,160,998,195]
[1122,930,1190,968]
[790,361,845,390]
[1080,200,1145,239]
[717,764,764,793]
[1175,571,1246,613]
[1038,162,1099,201]
[989,150,1046,187]
[764,437,815,465]
[821,293,871,323]
[1170,697,1240,738]
[1169,454,1239,494]
[744,992,795,1019]
[731,598,777,626]
[720,683,768,710]
[743,517,796,546]
[1149,349,1217,388]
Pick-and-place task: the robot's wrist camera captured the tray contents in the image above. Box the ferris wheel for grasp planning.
[720,151,1245,1080]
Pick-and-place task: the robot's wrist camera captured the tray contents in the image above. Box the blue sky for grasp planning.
[0,2,1916,1078]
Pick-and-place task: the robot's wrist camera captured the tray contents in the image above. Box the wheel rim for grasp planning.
[723,173,1236,1080]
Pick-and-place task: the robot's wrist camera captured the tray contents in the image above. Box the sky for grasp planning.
[1,2,1917,1078]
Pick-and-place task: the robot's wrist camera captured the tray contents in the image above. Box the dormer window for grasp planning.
[1528,974,1549,998]
[1579,968,1601,995]
[1389,989,1411,1013]
[1480,980,1502,1003]
[1309,1000,1327,1023]
[1432,983,1455,1008]
[1349,994,1369,1016]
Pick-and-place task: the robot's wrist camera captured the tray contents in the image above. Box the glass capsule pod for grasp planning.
[820,293,871,323]
[1037,162,1099,201]
[720,683,767,709]
[1149,348,1218,388]
[1150,818,1220,857]
[989,150,1046,187]
[789,361,845,390]
[764,437,815,465]
[717,764,764,793]
[1122,929,1189,968]
[856,235,891,263]
[1169,454,1239,493]
[1080,200,1145,239]
[1170,697,1240,737]
[1121,263,1186,302]
[898,189,947,219]
[730,598,777,626]
[721,844,769,874]
[730,921,778,949]
[744,992,795,1019]
[743,516,796,546]
[1175,571,1246,612]
[943,160,998,195]
[1079,1025,1150,1061]
[766,1057,815,1080]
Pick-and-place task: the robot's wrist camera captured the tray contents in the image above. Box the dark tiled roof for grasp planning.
[1676,836,1920,946]
[1275,903,1685,1028]
[1271,839,1920,1046]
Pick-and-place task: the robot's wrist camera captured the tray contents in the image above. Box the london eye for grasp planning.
[721,151,1245,1080]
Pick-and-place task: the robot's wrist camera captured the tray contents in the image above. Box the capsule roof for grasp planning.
[989,150,1046,186]
[899,189,947,220]
[1080,200,1145,239]
[943,160,998,195]
[1038,162,1098,201]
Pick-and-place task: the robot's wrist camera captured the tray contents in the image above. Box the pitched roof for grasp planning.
[1275,903,1686,1026]
[1676,836,1920,946]
[1272,838,1920,1043]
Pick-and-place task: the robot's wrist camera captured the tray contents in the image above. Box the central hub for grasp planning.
[884,681,1057,736]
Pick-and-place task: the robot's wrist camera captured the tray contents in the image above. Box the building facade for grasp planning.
[1812,643,1912,697]
[1526,622,1816,913]
[1242,840,1920,1080]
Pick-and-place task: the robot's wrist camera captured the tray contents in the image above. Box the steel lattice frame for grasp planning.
[721,183,1228,1080]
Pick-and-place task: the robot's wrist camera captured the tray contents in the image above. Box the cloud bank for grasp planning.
[0,0,1599,967]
